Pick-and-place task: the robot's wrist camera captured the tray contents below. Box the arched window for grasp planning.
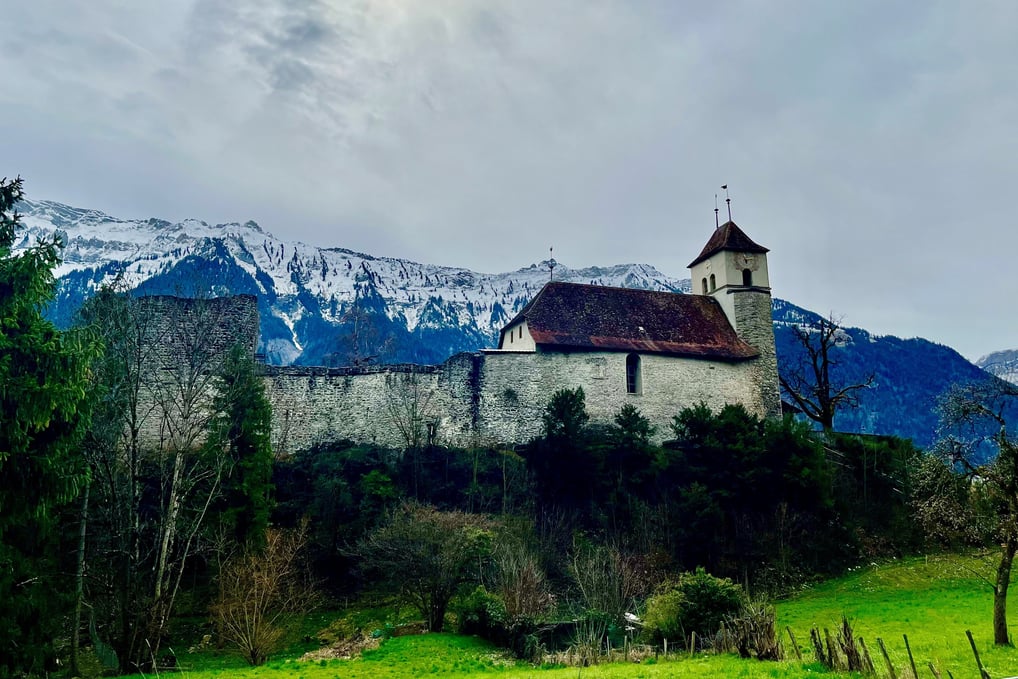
[701,278,708,294]
[709,274,716,292]
[742,268,752,286]
[626,353,641,395]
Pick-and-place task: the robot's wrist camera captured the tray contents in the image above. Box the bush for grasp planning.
[720,600,782,660]
[456,586,506,639]
[642,568,746,645]
[642,588,686,644]
[455,586,543,661]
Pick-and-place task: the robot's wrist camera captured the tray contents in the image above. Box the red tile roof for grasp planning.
[687,221,769,268]
[499,282,759,361]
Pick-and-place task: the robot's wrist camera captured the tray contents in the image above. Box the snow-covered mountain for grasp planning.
[976,349,1018,385]
[15,198,997,447]
[16,199,686,365]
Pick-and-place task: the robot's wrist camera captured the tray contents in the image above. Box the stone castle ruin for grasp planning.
[140,221,780,454]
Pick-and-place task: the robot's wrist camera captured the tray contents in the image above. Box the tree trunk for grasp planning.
[429,599,447,633]
[994,537,1017,645]
[71,483,90,676]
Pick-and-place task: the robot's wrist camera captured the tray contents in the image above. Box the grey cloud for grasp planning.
[2,0,1018,360]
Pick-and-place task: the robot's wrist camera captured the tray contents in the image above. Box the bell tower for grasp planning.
[688,218,780,418]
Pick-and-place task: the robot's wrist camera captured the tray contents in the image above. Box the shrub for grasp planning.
[719,600,782,660]
[642,588,686,644]
[455,586,543,661]
[642,568,746,645]
[456,586,506,639]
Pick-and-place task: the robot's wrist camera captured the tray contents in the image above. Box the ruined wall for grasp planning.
[264,348,770,453]
[134,295,260,449]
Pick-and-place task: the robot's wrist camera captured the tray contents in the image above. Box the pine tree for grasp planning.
[211,344,274,548]
[0,176,97,676]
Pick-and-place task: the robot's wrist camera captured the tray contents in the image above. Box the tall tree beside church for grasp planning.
[0,176,98,676]
[779,314,874,432]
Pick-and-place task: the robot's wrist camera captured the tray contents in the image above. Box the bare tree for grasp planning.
[385,370,436,498]
[779,314,874,432]
[358,503,497,632]
[146,297,233,661]
[569,542,650,625]
[212,521,318,665]
[74,286,170,672]
[494,540,555,621]
[936,379,1018,646]
[330,300,393,367]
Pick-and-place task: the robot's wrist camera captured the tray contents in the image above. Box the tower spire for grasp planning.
[548,246,557,281]
[714,193,720,229]
[722,184,732,222]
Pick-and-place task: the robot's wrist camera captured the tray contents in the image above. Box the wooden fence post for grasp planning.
[858,636,875,674]
[965,629,992,679]
[876,637,897,679]
[903,634,918,679]
[786,627,802,661]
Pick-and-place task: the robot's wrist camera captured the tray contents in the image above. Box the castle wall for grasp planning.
[265,348,771,453]
[126,294,779,454]
[263,356,481,453]
[132,295,260,450]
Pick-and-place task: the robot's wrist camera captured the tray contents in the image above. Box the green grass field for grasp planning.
[149,553,1018,679]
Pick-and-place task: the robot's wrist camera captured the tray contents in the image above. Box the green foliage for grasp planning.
[827,432,923,556]
[642,568,746,645]
[455,586,507,638]
[542,387,589,441]
[211,344,275,547]
[0,177,97,676]
[641,587,686,644]
[527,388,594,512]
[358,503,497,632]
[661,404,843,583]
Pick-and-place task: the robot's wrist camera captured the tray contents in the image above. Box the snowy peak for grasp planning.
[976,349,1018,385]
[14,198,687,365]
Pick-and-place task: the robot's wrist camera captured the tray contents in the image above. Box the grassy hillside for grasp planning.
[779,552,1016,677]
[129,553,1018,679]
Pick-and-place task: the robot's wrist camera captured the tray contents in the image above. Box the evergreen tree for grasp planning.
[0,177,97,676]
[211,344,275,548]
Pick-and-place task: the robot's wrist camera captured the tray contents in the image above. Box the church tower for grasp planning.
[688,220,781,417]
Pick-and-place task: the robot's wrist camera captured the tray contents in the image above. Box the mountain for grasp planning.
[15,199,994,447]
[19,199,683,366]
[976,349,1018,385]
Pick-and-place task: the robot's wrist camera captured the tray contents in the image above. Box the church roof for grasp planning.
[687,221,769,268]
[501,282,759,361]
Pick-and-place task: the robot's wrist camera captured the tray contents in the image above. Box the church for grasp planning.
[263,220,781,453]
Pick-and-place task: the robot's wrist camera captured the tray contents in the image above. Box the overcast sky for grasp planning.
[3,1,1017,360]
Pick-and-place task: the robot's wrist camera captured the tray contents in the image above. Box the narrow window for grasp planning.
[709,274,716,292]
[519,326,523,338]
[742,268,752,286]
[626,353,641,394]
[701,277,708,294]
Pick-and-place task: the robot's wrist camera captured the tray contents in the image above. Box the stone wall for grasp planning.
[133,295,260,450]
[264,348,771,453]
[128,294,780,454]
[731,289,782,419]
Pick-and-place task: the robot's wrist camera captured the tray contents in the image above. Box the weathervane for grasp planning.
[714,193,720,229]
[722,184,732,222]
[548,247,557,281]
